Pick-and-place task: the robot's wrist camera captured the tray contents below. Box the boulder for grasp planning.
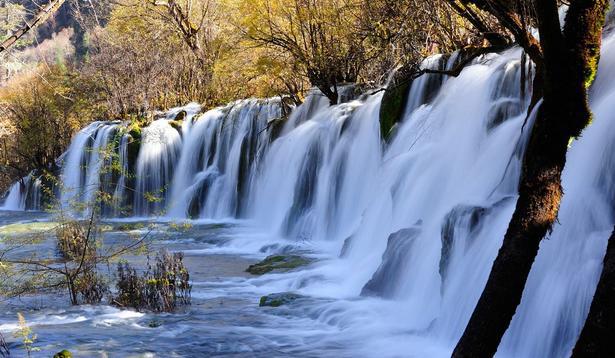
[53,350,72,358]
[259,292,304,307]
[246,255,312,275]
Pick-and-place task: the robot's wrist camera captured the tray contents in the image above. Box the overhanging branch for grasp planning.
[0,0,67,54]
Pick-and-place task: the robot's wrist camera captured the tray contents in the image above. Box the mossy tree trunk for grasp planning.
[572,227,615,357]
[452,1,608,357]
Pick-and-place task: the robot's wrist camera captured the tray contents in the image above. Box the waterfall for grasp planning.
[60,122,118,209]
[0,181,26,210]
[167,99,281,219]
[1,173,43,211]
[5,33,615,357]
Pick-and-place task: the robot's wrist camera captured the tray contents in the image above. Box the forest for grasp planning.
[0,0,614,357]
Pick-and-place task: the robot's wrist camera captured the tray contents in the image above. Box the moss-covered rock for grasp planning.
[246,255,312,275]
[379,66,414,140]
[53,350,73,358]
[128,126,142,143]
[148,319,162,328]
[114,222,147,232]
[259,292,303,307]
[174,110,187,122]
[168,119,183,132]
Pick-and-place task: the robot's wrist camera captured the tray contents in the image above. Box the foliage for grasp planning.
[14,313,39,358]
[232,0,481,104]
[113,250,192,312]
[0,189,151,306]
[0,2,32,50]
[0,63,101,182]
[0,0,496,189]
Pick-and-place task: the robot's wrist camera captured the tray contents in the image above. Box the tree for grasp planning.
[83,0,222,113]
[450,1,609,356]
[0,63,98,179]
[146,0,219,70]
[0,0,66,53]
[356,0,490,83]
[571,227,615,357]
[238,0,371,105]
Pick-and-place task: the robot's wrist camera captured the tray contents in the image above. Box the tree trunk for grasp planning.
[452,1,608,357]
[571,227,615,357]
[0,0,66,53]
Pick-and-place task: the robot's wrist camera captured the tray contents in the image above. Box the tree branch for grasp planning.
[0,0,67,54]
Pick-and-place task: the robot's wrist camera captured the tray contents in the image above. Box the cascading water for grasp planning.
[5,33,615,357]
[60,121,120,210]
[167,99,281,219]
[0,173,43,211]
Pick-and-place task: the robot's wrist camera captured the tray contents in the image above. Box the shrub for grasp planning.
[56,221,90,260]
[56,220,109,305]
[113,250,191,312]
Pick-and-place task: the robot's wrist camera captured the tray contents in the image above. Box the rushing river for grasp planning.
[0,211,357,357]
[3,34,615,357]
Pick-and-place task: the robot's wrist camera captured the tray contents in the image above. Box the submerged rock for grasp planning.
[246,255,312,275]
[259,292,304,307]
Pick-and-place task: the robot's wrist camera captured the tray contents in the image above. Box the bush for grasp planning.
[56,221,90,260]
[113,250,191,312]
[56,220,109,305]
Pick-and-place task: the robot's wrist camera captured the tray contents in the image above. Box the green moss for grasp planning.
[584,53,599,89]
[168,120,183,132]
[246,255,312,275]
[259,292,303,307]
[126,126,142,173]
[379,73,412,140]
[53,350,73,358]
[174,110,187,122]
[115,222,146,231]
[128,126,142,142]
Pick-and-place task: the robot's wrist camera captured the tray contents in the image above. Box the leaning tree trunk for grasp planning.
[452,1,608,357]
[571,227,615,357]
[0,0,66,53]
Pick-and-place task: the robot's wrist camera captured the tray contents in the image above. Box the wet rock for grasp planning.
[174,110,187,122]
[380,56,449,140]
[486,99,522,130]
[148,319,162,328]
[246,255,312,275]
[380,65,414,140]
[362,227,421,298]
[259,292,304,307]
[168,119,183,132]
[267,117,288,142]
[439,197,513,291]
